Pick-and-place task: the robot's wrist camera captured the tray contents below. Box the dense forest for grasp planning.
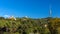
[0,17,60,34]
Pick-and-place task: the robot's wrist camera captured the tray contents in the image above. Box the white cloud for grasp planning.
[4,15,10,18]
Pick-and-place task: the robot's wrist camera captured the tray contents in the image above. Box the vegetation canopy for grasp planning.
[0,17,60,34]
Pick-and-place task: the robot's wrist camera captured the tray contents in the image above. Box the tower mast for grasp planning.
[49,5,52,17]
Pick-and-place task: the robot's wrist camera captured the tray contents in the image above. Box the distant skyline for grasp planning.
[0,0,60,18]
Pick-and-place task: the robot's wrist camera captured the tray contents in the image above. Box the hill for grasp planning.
[0,17,60,34]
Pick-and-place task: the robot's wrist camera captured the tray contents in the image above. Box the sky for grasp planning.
[0,0,60,18]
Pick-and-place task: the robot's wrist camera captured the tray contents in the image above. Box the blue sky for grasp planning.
[0,0,60,18]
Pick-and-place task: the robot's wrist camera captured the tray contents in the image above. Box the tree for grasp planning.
[47,17,60,34]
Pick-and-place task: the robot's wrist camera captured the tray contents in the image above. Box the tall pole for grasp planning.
[49,5,52,17]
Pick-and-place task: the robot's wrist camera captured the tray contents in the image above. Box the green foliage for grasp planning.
[0,17,60,34]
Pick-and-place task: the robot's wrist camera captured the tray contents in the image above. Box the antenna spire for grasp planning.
[49,5,52,17]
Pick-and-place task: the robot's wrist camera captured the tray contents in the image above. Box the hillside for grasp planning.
[0,17,60,34]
